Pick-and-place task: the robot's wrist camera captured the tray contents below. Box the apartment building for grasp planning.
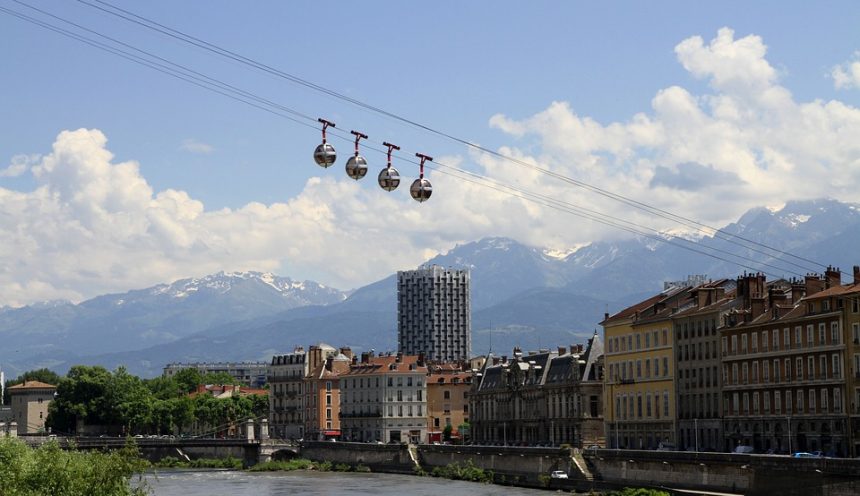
[268,346,311,440]
[721,269,855,456]
[673,280,736,451]
[303,345,352,440]
[398,266,471,362]
[603,287,687,450]
[426,364,471,443]
[163,361,268,387]
[339,352,428,444]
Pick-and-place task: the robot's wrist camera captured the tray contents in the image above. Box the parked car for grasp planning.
[733,445,755,454]
[550,470,569,479]
[793,452,819,458]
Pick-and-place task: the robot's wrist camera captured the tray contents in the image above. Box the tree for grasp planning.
[443,424,453,442]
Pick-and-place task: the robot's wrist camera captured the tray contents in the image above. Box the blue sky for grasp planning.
[1,1,859,304]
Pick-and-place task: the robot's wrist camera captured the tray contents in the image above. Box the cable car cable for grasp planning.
[74,0,830,274]
[0,3,830,281]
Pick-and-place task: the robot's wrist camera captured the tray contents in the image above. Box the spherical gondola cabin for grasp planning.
[345,155,368,179]
[378,167,401,191]
[314,142,336,168]
[410,177,432,202]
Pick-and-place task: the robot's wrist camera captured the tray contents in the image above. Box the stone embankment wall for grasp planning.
[301,442,415,473]
[418,444,573,487]
[586,449,860,496]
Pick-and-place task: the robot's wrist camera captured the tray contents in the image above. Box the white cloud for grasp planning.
[832,51,860,89]
[180,138,214,154]
[1,154,39,177]
[3,27,860,306]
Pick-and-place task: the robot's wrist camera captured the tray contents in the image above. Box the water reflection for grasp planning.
[144,470,547,496]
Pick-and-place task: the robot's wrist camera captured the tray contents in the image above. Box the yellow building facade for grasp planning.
[603,289,685,449]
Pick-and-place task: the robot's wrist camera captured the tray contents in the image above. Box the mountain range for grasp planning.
[2,198,859,378]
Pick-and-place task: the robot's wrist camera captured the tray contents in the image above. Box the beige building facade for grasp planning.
[9,381,56,434]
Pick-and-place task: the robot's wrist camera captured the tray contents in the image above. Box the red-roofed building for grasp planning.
[340,351,428,443]
[426,366,472,443]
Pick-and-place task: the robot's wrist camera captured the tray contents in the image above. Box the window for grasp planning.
[443,391,450,400]
[773,359,781,382]
[752,361,759,383]
[752,333,758,353]
[854,323,860,344]
[663,391,670,418]
[834,388,842,413]
[646,394,652,417]
[732,393,740,415]
[326,381,332,391]
[645,333,650,348]
[743,393,750,415]
[796,358,803,380]
[637,394,643,418]
[821,389,828,413]
[775,391,782,414]
[763,361,770,383]
[808,357,815,380]
[785,359,791,381]
[782,328,789,349]
[809,389,816,413]
[645,360,651,378]
[663,328,668,346]
[732,363,739,385]
[818,323,826,346]
[762,331,769,352]
[407,377,413,387]
[326,408,332,419]
[807,325,814,346]
[636,360,642,378]
[796,389,804,413]
[785,390,791,414]
[820,356,827,379]
[753,392,760,414]
[742,363,749,384]
[795,326,802,348]
[636,334,641,350]
[722,337,728,355]
[832,354,841,379]
[417,390,422,401]
[763,391,770,413]
[742,335,748,354]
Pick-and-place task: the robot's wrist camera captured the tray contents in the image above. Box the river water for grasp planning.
[143,470,548,495]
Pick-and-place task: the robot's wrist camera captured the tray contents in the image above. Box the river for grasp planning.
[143,469,549,495]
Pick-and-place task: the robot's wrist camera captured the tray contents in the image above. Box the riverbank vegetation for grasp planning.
[248,458,369,473]
[151,456,242,470]
[0,437,148,496]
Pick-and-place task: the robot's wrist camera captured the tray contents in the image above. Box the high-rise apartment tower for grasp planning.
[397,266,471,362]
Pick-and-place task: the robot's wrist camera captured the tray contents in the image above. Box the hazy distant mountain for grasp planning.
[0,271,347,373]
[3,198,859,378]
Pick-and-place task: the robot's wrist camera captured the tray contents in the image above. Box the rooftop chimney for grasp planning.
[825,266,842,289]
[558,346,567,355]
[805,274,825,297]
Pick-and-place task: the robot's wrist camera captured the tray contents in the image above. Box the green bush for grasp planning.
[334,463,352,472]
[429,460,493,483]
[354,464,371,473]
[0,437,148,496]
[248,458,317,472]
[316,461,333,472]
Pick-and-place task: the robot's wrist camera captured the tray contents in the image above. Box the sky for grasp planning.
[1,1,860,306]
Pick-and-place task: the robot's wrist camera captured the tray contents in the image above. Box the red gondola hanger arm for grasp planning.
[415,153,433,179]
[384,142,401,168]
[351,130,368,156]
[318,118,335,143]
